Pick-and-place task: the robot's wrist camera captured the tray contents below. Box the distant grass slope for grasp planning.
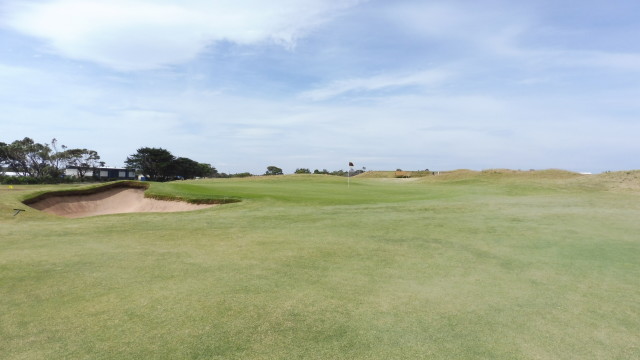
[1,171,639,359]
[357,168,582,180]
[356,170,435,178]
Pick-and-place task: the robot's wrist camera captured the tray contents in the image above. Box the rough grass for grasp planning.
[1,170,639,359]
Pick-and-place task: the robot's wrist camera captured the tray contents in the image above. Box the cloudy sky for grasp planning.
[1,0,638,174]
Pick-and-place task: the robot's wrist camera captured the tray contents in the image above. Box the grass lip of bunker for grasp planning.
[22,181,229,218]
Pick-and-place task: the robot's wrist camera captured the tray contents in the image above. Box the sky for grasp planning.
[1,0,638,174]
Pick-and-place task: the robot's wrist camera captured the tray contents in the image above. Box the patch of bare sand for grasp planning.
[29,188,216,218]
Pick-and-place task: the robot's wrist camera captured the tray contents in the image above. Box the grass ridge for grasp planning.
[21,180,149,205]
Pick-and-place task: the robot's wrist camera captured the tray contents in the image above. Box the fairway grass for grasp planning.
[1,172,639,359]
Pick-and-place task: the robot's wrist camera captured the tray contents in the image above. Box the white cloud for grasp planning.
[3,0,363,71]
[2,63,637,173]
[381,1,640,73]
[300,69,452,101]
[385,1,529,44]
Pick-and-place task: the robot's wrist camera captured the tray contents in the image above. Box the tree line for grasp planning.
[2,137,365,184]
[293,168,365,176]
[1,138,218,184]
[1,137,102,184]
[125,147,217,181]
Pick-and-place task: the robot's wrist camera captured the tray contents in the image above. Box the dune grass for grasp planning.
[1,171,639,359]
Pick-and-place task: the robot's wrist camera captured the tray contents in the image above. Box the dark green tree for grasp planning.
[294,168,311,174]
[265,166,283,176]
[197,163,218,178]
[125,147,175,181]
[172,157,202,179]
[0,142,8,170]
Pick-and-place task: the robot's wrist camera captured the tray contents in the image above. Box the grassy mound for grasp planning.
[356,170,436,178]
[22,180,149,205]
[22,180,240,207]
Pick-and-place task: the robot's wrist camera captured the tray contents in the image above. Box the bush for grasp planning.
[265,166,283,176]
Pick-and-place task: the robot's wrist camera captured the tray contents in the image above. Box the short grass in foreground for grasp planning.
[1,171,639,359]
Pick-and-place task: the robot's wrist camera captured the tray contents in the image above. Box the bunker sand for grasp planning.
[29,187,216,218]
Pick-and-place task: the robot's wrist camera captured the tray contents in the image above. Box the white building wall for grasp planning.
[65,168,80,177]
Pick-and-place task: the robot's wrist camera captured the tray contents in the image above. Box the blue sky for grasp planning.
[1,0,638,174]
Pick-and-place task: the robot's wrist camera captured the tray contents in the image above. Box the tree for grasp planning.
[65,149,103,180]
[1,138,104,182]
[125,147,219,181]
[125,147,175,181]
[0,142,8,170]
[0,137,58,178]
[197,163,218,178]
[294,168,311,174]
[172,157,202,179]
[264,166,283,176]
[48,138,68,172]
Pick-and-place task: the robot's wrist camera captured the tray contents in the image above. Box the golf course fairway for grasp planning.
[1,170,639,359]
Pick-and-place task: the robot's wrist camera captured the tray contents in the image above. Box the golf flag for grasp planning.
[349,162,354,167]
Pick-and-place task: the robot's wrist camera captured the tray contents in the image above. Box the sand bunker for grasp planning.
[28,187,216,218]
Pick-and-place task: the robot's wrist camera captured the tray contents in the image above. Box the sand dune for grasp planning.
[28,187,216,218]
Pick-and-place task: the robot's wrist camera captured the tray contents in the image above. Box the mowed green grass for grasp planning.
[1,172,639,359]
